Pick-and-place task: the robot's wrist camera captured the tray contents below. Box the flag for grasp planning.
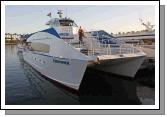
[47,12,51,17]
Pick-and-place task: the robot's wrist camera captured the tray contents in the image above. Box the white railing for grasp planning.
[137,44,155,49]
[64,34,142,56]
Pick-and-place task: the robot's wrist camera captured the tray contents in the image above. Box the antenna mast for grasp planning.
[139,18,155,31]
[57,10,63,18]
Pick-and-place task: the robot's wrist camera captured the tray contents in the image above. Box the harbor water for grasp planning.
[5,45,155,105]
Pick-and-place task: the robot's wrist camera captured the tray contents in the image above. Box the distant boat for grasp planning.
[21,10,146,90]
[88,30,123,47]
[114,19,155,68]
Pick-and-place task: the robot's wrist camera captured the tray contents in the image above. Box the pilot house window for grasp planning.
[59,20,77,27]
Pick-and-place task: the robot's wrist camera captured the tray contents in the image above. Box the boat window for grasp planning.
[30,42,50,53]
[59,20,77,27]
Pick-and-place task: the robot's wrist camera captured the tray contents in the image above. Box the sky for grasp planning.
[5,5,155,34]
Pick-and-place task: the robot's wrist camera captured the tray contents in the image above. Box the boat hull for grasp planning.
[136,45,155,69]
[22,51,88,90]
[92,55,145,77]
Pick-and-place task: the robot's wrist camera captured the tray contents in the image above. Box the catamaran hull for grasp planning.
[138,46,155,69]
[93,55,145,77]
[22,51,88,90]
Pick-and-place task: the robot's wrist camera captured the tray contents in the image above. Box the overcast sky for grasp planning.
[5,5,155,34]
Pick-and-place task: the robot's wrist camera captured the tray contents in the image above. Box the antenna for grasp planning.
[57,10,63,18]
[66,8,68,18]
[139,18,154,31]
[139,18,143,23]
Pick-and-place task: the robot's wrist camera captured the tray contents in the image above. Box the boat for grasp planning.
[114,19,155,68]
[18,52,141,104]
[21,10,146,90]
[88,30,124,47]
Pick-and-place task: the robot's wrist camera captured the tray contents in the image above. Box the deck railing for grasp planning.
[64,34,142,56]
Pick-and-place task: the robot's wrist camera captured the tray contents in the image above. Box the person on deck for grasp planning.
[78,26,85,45]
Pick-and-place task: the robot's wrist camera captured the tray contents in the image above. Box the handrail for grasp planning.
[64,36,142,56]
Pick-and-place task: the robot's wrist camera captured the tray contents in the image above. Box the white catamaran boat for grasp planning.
[22,10,146,90]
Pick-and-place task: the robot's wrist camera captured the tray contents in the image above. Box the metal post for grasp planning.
[131,44,133,53]
[133,44,135,53]
[91,38,93,55]
[109,44,111,55]
[108,44,110,55]
[120,45,121,54]
[105,41,107,55]
[92,39,94,55]
[107,44,110,55]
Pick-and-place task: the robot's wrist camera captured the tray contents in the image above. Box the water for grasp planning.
[5,45,155,105]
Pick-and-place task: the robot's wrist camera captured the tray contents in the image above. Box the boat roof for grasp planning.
[26,28,61,40]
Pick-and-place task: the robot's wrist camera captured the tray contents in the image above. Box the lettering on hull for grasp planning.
[53,57,70,65]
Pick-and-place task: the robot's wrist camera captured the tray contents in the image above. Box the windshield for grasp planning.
[59,19,78,27]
